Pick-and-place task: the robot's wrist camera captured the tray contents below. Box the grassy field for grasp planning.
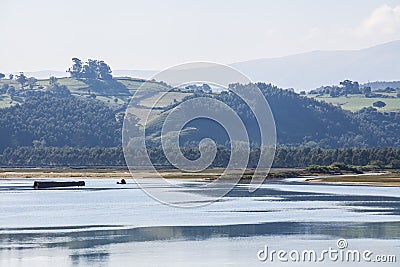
[308,93,400,112]
[0,77,179,109]
[139,91,192,108]
[3,77,399,114]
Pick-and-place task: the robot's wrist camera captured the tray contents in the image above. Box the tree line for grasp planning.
[1,146,399,169]
[308,79,400,98]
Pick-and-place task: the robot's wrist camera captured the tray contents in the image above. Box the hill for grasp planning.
[144,83,400,148]
[230,40,400,91]
[0,95,122,151]
[307,93,400,113]
[0,79,400,151]
[0,76,177,109]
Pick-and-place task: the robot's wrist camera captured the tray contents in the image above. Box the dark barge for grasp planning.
[33,181,85,189]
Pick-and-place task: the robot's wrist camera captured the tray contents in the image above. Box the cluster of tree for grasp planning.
[5,72,38,89]
[2,77,71,101]
[309,80,366,97]
[67,58,112,80]
[375,87,398,93]
[0,83,15,96]
[352,107,400,147]
[184,83,212,93]
[46,76,71,97]
[0,146,125,166]
[363,81,400,91]
[1,146,399,169]
[0,95,122,151]
[310,80,400,98]
[306,162,362,174]
[272,147,400,168]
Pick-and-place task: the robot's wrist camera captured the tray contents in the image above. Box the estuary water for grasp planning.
[0,178,399,266]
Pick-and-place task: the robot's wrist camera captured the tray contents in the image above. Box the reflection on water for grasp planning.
[0,178,399,266]
[70,251,109,266]
[1,222,400,251]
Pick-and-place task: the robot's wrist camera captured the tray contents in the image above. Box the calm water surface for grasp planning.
[0,178,399,266]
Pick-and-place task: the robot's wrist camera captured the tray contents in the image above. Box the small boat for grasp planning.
[33,181,85,189]
[117,179,126,184]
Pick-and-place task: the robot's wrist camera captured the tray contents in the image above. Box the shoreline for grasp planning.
[1,168,399,187]
[303,172,400,187]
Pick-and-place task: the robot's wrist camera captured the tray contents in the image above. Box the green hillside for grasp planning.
[0,77,189,110]
[144,83,400,148]
[308,93,400,112]
[1,74,400,150]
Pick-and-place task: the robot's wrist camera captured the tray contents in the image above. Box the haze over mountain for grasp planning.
[15,40,400,91]
[231,40,400,91]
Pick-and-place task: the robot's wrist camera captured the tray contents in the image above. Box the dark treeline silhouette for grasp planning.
[1,146,399,169]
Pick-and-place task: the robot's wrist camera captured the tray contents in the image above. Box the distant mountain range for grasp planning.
[18,40,400,91]
[231,40,400,91]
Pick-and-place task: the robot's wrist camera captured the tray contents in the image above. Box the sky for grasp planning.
[1,0,400,72]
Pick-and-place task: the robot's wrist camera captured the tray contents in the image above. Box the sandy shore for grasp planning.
[304,172,400,187]
[0,168,227,180]
[1,168,399,187]
[0,168,299,181]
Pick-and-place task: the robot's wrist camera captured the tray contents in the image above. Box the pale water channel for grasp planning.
[0,178,399,266]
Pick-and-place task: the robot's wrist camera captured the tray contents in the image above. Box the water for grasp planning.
[0,178,399,266]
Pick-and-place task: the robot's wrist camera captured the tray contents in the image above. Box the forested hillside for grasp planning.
[0,94,122,151]
[147,83,400,148]
[0,79,400,156]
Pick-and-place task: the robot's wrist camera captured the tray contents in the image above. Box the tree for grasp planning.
[0,73,5,79]
[49,76,57,86]
[373,101,386,108]
[16,72,28,89]
[390,159,400,169]
[48,83,71,97]
[27,77,37,89]
[329,89,339,97]
[1,83,9,93]
[362,86,372,95]
[82,59,98,79]
[202,83,211,92]
[67,58,113,80]
[97,60,112,80]
[340,80,360,94]
[6,86,16,98]
[67,58,83,78]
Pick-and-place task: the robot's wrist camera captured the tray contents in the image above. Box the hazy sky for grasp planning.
[1,0,400,72]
